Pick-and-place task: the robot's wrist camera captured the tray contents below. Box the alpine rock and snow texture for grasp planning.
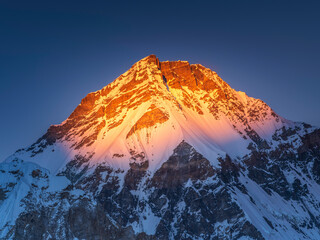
[1,55,320,240]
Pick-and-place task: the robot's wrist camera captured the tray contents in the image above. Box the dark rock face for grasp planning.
[2,125,320,239]
[148,142,263,240]
[150,141,215,188]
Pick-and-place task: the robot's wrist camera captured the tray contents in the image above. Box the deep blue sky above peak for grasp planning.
[0,0,319,160]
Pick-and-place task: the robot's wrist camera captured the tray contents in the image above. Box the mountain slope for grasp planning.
[1,55,320,239]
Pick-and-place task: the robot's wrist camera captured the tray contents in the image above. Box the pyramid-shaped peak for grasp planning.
[135,54,160,69]
[11,54,288,177]
[135,55,193,71]
[143,54,158,61]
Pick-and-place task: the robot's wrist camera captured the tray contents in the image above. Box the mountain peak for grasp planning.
[2,55,319,240]
[11,55,289,174]
[136,54,160,69]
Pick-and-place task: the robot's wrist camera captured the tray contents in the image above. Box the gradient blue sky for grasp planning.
[0,0,319,161]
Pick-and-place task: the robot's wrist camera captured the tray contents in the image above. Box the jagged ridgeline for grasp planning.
[1,55,320,239]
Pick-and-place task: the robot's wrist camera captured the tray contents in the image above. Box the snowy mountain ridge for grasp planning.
[1,55,320,240]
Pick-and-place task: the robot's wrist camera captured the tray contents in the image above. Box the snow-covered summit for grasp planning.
[7,55,290,174]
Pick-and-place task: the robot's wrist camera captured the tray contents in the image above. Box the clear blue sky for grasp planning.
[0,0,319,161]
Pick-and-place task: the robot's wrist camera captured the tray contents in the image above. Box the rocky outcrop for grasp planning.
[127,107,169,138]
